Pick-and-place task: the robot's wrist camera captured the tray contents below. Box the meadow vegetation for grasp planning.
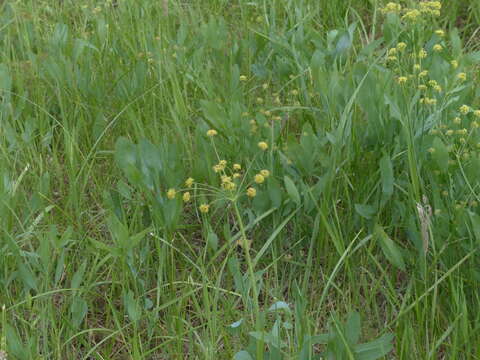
[1,0,480,358]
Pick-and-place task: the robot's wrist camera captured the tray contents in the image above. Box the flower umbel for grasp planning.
[246,187,257,198]
[258,141,268,151]
[207,129,218,137]
[167,188,176,200]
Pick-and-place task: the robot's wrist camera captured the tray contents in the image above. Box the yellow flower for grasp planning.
[396,42,407,51]
[388,48,397,56]
[182,192,191,202]
[382,2,402,13]
[445,129,454,136]
[418,70,428,78]
[219,160,227,167]
[457,72,467,81]
[474,110,480,118]
[419,49,427,59]
[459,105,470,115]
[233,163,242,170]
[428,80,438,87]
[222,181,236,190]
[207,129,218,137]
[413,64,421,71]
[397,76,408,84]
[453,117,461,124]
[387,56,398,62]
[402,9,421,22]
[418,84,427,91]
[199,204,210,213]
[435,29,445,37]
[258,141,268,151]
[233,172,241,178]
[185,177,194,187]
[256,97,264,104]
[262,82,269,89]
[433,44,443,52]
[472,121,479,128]
[451,60,458,69]
[239,75,247,81]
[433,85,442,93]
[167,188,176,200]
[221,175,232,183]
[213,165,222,173]
[246,187,257,198]
[290,89,299,96]
[254,174,265,184]
[260,169,270,178]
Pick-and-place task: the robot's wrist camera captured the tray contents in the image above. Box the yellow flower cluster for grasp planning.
[258,141,268,151]
[221,175,236,191]
[419,1,441,16]
[402,9,421,22]
[381,2,402,14]
[213,159,227,173]
[207,129,218,137]
[382,2,441,22]
[420,97,437,105]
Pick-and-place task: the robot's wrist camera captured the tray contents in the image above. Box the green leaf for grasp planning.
[124,290,141,322]
[70,296,88,328]
[374,224,406,271]
[71,260,87,290]
[249,331,287,348]
[345,311,361,346]
[268,301,290,313]
[379,154,394,196]
[18,263,37,291]
[469,212,480,243]
[6,324,28,359]
[115,137,142,185]
[355,204,376,219]
[207,229,219,252]
[354,333,394,360]
[284,176,301,205]
[431,137,449,173]
[234,351,254,360]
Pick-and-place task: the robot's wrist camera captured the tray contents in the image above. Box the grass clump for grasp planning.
[1,0,480,359]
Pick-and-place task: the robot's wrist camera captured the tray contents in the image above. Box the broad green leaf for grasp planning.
[374,225,406,271]
[18,263,37,291]
[345,311,361,346]
[124,290,141,322]
[354,333,394,360]
[355,204,376,219]
[268,301,290,313]
[207,230,219,252]
[71,260,87,289]
[431,137,449,172]
[70,296,88,328]
[379,155,394,196]
[234,351,254,360]
[469,212,480,243]
[284,176,301,205]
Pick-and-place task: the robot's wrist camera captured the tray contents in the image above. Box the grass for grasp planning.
[1,0,480,359]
